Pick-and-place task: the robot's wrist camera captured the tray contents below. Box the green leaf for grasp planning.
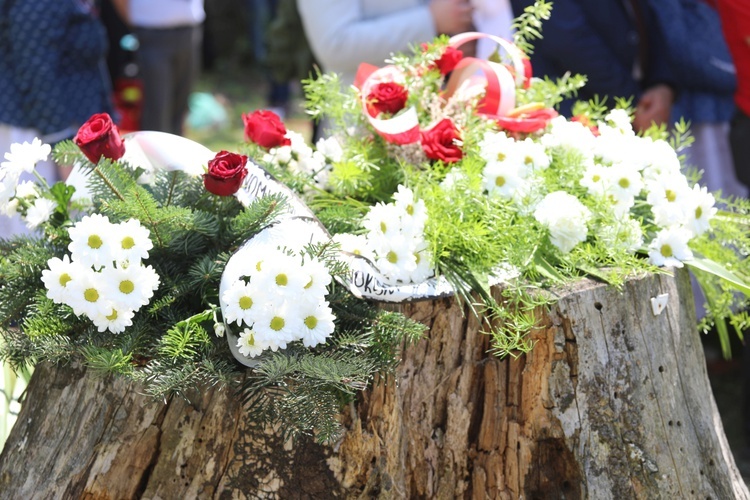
[686,256,750,297]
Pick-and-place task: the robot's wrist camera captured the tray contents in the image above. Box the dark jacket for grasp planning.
[510,0,675,115]
[0,0,113,139]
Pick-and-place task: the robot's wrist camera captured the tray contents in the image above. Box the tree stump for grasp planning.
[0,269,747,499]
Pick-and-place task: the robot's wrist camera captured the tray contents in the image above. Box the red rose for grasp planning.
[73,113,126,164]
[420,118,462,163]
[366,82,408,117]
[242,110,291,149]
[571,115,600,136]
[203,150,248,196]
[434,46,463,75]
[496,108,558,134]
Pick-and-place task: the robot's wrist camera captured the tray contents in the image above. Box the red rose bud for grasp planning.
[434,46,463,75]
[420,118,463,163]
[203,150,249,196]
[366,82,409,117]
[242,110,291,149]
[73,113,126,164]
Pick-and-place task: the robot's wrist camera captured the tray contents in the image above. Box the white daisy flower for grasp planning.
[517,138,550,172]
[298,301,336,348]
[363,202,403,243]
[646,173,691,228]
[1,138,51,176]
[534,191,591,253]
[24,198,57,229]
[214,322,226,338]
[113,219,153,264]
[483,161,526,199]
[648,227,694,268]
[300,257,332,299]
[597,216,644,255]
[410,244,435,284]
[100,264,158,311]
[478,130,517,164]
[315,136,343,162]
[91,305,135,334]
[67,214,116,268]
[253,253,307,298]
[65,267,113,318]
[15,180,38,199]
[237,328,270,358]
[252,302,303,346]
[392,185,428,229]
[333,233,374,260]
[641,139,682,181]
[221,280,264,326]
[579,162,610,197]
[684,184,717,237]
[2,198,19,217]
[374,234,418,284]
[41,255,88,304]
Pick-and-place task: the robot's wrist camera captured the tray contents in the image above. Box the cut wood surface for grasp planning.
[0,269,746,499]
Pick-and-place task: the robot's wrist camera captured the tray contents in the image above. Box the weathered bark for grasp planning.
[0,269,746,499]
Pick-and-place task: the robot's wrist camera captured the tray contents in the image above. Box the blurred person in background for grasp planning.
[114,0,205,135]
[510,0,676,132]
[0,0,113,237]
[297,0,475,88]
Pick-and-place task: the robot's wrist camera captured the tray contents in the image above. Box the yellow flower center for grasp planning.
[387,251,398,264]
[406,204,414,215]
[495,176,506,187]
[305,278,313,289]
[87,234,103,249]
[106,309,118,321]
[695,207,703,219]
[618,178,630,189]
[270,316,285,331]
[380,221,387,233]
[84,288,99,303]
[353,249,361,255]
[665,189,676,202]
[239,296,253,310]
[304,316,318,329]
[524,156,533,165]
[121,236,135,250]
[119,280,135,294]
[660,244,673,258]
[59,273,72,287]
[497,152,506,161]
[256,261,263,271]
[275,273,288,286]
[415,253,421,264]
[246,333,255,346]
[592,174,601,182]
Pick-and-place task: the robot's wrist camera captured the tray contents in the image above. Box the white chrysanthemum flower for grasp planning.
[333,233,375,260]
[603,108,634,135]
[288,130,312,156]
[253,253,307,298]
[604,164,643,211]
[91,304,135,334]
[540,116,596,159]
[511,177,545,216]
[579,162,610,197]
[15,180,38,199]
[271,145,293,165]
[24,198,57,229]
[646,173,691,228]
[594,131,633,166]
[440,168,469,190]
[597,216,644,255]
[237,328,270,358]
[315,136,343,162]
[41,254,88,304]
[221,280,264,326]
[67,214,115,268]
[641,139,682,181]
[684,184,717,237]
[374,234,418,284]
[483,161,526,199]
[648,227,694,268]
[517,138,550,172]
[534,191,591,253]
[393,185,427,223]
[100,264,158,311]
[252,302,303,347]
[300,257,332,299]
[1,138,51,176]
[298,151,326,176]
[113,219,153,264]
[478,130,517,164]
[363,202,403,242]
[410,244,435,283]
[65,267,114,318]
[2,198,19,217]
[298,301,336,348]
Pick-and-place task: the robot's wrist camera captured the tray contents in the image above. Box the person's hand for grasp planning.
[633,84,674,133]
[430,0,474,35]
